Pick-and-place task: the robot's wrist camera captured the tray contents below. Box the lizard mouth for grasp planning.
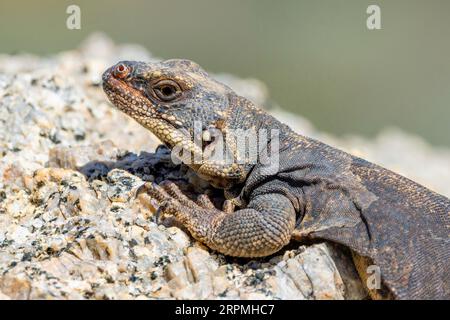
[102,71,154,118]
[103,72,179,137]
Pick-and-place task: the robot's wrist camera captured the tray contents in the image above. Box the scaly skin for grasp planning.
[102,59,450,299]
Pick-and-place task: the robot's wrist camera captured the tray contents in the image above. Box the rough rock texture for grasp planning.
[0,34,449,300]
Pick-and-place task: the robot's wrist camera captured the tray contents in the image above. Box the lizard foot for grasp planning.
[136,181,294,257]
[158,180,235,212]
[137,181,223,242]
[137,180,219,216]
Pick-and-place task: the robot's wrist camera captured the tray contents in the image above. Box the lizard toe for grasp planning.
[196,194,216,210]
[159,180,200,209]
[137,182,174,203]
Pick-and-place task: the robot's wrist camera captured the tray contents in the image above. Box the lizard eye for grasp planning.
[152,79,182,102]
[113,63,130,79]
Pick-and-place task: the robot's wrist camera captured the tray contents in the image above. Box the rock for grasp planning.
[0,291,11,300]
[0,272,31,300]
[0,33,448,300]
[297,244,345,300]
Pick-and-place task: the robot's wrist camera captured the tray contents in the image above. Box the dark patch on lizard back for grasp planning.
[348,157,450,299]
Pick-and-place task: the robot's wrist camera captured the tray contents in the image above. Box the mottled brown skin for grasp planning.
[103,59,450,299]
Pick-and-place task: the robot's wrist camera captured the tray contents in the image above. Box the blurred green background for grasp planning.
[1,0,449,146]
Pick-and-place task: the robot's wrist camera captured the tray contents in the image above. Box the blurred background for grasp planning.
[1,0,449,147]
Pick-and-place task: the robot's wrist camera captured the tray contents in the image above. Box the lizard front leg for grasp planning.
[139,181,296,257]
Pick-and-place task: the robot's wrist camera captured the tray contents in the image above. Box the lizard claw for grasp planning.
[136,181,198,225]
[154,199,179,223]
[159,180,201,209]
[136,181,171,202]
[135,181,180,219]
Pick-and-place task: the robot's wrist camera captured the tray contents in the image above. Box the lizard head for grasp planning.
[102,59,231,142]
[102,59,255,189]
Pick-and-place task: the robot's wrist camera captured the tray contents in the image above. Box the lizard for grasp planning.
[102,59,450,300]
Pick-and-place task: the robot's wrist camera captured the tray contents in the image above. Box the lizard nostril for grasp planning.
[114,63,130,79]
